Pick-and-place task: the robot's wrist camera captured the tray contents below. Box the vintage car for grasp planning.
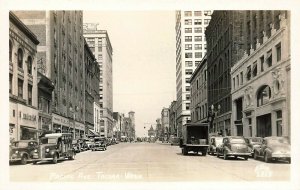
[72,140,81,153]
[9,140,40,165]
[208,136,224,155]
[92,137,107,151]
[38,133,76,164]
[245,137,263,157]
[253,136,290,163]
[216,136,251,160]
[170,136,180,146]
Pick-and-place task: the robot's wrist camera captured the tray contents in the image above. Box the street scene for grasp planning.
[7,8,292,187]
[10,142,290,182]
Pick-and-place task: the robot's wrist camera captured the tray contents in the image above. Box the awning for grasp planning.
[20,126,43,132]
[88,129,100,137]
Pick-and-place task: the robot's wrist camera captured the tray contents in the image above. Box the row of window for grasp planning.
[185,52,203,59]
[9,42,33,75]
[185,61,202,67]
[185,36,205,42]
[9,75,33,105]
[184,11,212,17]
[232,42,281,90]
[185,44,203,50]
[184,27,203,33]
[191,103,208,122]
[184,19,211,25]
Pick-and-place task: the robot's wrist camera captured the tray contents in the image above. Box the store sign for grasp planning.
[52,114,69,125]
[22,113,37,121]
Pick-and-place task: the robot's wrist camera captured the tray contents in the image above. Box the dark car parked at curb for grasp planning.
[245,137,263,157]
[92,137,107,151]
[216,136,251,160]
[208,136,224,155]
[9,140,40,165]
[72,140,81,153]
[253,136,290,163]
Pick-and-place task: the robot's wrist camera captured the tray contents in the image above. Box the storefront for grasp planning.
[9,102,39,141]
[75,121,85,139]
[52,113,69,133]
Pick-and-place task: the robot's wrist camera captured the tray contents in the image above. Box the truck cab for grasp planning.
[180,123,209,156]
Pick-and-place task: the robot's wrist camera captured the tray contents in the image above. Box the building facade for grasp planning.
[169,101,177,136]
[14,11,86,139]
[175,10,212,137]
[113,112,125,139]
[161,107,170,139]
[83,24,113,138]
[84,39,100,136]
[231,11,290,138]
[205,11,245,136]
[9,12,40,142]
[155,118,162,140]
[190,55,208,124]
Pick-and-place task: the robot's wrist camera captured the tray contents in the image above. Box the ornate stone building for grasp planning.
[231,11,290,137]
[9,12,39,142]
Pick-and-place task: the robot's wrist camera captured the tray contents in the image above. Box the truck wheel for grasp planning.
[183,147,188,155]
[244,156,248,160]
[254,151,258,160]
[264,153,270,163]
[70,151,75,160]
[202,152,207,156]
[21,155,28,165]
[52,153,58,164]
[216,152,220,158]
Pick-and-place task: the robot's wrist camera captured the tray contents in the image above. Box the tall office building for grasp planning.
[83,24,113,138]
[14,11,86,139]
[175,10,212,137]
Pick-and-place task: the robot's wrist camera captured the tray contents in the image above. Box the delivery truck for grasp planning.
[179,123,209,156]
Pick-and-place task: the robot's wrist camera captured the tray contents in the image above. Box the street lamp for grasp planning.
[208,104,221,135]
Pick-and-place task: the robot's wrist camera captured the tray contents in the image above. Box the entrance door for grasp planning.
[236,125,243,136]
[256,114,272,137]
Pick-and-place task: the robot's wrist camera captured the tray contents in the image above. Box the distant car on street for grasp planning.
[170,136,180,146]
[9,140,40,165]
[216,136,251,160]
[92,137,107,151]
[253,136,290,163]
[244,137,263,157]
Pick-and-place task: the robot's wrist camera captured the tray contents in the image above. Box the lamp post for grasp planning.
[208,104,221,135]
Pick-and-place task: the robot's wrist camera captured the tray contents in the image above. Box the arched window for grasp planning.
[257,85,271,107]
[17,48,23,68]
[27,56,32,74]
[9,40,12,62]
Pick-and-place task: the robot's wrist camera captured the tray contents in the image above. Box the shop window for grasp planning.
[257,85,271,107]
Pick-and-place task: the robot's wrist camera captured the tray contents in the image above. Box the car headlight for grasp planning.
[15,150,19,154]
[34,149,38,153]
[46,148,50,152]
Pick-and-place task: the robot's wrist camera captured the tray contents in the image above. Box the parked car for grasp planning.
[245,137,263,157]
[92,137,107,151]
[216,136,251,160]
[72,140,81,153]
[208,136,224,155]
[253,136,290,163]
[9,140,40,165]
[85,140,94,150]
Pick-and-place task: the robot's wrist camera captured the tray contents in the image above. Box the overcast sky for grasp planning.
[83,11,176,137]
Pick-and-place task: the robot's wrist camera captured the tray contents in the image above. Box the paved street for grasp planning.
[10,142,290,182]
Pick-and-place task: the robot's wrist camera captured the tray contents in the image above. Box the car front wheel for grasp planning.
[53,153,58,164]
[254,151,258,160]
[21,155,28,165]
